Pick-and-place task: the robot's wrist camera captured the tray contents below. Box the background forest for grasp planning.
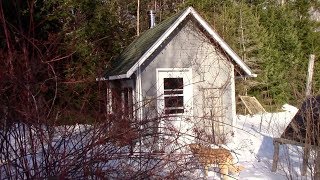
[1,0,320,124]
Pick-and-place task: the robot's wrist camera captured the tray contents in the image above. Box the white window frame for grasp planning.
[156,68,193,117]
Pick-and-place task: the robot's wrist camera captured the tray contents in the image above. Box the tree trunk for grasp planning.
[137,0,140,36]
[315,149,320,179]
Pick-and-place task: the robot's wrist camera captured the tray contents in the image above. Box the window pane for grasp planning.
[164,78,183,90]
[165,96,183,108]
[122,88,133,118]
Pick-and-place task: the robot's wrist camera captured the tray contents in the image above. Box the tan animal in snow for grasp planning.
[189,143,244,180]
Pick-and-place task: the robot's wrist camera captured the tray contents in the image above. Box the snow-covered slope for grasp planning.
[220,104,312,180]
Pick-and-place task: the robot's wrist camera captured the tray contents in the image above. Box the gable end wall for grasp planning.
[139,20,235,143]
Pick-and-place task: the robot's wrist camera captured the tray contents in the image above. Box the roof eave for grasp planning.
[108,74,128,80]
[235,74,257,80]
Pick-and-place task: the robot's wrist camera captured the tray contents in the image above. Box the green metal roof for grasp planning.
[105,9,186,77]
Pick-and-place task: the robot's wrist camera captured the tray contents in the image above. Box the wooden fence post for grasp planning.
[302,146,310,176]
[306,54,315,97]
[315,147,320,179]
[272,140,280,172]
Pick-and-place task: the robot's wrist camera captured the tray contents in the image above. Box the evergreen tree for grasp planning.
[253,1,320,107]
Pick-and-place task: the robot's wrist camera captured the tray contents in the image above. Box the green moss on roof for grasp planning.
[105,9,186,77]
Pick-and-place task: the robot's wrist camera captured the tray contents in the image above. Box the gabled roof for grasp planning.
[105,7,256,80]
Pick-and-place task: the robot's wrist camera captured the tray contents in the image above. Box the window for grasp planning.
[122,87,133,118]
[111,87,133,118]
[163,78,184,114]
[157,68,193,117]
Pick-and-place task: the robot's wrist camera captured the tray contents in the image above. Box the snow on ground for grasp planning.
[213,104,313,180]
[2,104,315,179]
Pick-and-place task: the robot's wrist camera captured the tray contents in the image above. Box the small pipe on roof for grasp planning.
[148,10,156,29]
